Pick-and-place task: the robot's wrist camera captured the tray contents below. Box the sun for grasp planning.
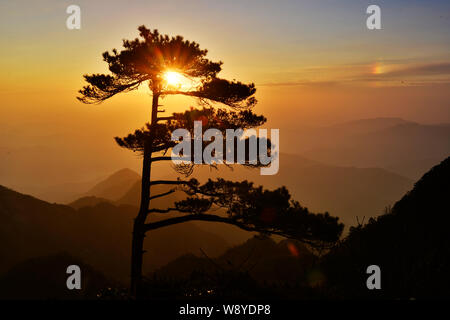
[163,71,183,87]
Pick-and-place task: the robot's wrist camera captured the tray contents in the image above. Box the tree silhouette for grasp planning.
[78,26,343,298]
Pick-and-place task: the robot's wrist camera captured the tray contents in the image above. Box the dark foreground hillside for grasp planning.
[0,253,114,300]
[0,186,229,282]
[323,156,450,299]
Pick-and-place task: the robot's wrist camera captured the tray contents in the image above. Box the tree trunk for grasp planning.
[130,90,159,298]
[130,217,146,297]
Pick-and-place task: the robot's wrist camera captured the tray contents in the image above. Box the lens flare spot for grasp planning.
[372,62,385,75]
[287,242,300,257]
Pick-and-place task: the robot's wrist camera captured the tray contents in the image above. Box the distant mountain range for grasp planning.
[2,117,445,203]
[43,116,447,243]
[284,118,450,180]
[54,152,411,248]
[112,153,413,229]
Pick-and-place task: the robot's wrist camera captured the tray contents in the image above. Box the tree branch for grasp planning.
[150,156,191,162]
[149,180,193,186]
[156,116,175,122]
[149,189,176,200]
[152,142,177,153]
[148,207,178,214]
[143,213,316,246]
[162,90,197,97]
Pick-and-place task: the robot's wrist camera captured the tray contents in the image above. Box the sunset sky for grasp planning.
[0,0,449,189]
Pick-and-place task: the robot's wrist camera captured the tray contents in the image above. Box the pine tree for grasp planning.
[78,26,343,298]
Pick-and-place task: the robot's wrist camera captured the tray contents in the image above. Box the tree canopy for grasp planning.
[78,25,256,109]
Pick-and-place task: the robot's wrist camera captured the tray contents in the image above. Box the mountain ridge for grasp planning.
[0,185,229,281]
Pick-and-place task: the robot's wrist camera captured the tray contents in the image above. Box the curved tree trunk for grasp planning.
[130,91,159,298]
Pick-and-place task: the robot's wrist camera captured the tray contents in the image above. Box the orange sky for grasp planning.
[0,0,449,189]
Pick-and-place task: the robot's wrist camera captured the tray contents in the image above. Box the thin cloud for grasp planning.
[260,80,338,87]
[261,62,450,87]
[381,62,450,77]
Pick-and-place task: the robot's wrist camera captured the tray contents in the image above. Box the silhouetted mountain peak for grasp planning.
[84,168,141,201]
[109,168,140,179]
[324,157,450,298]
[392,156,450,216]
